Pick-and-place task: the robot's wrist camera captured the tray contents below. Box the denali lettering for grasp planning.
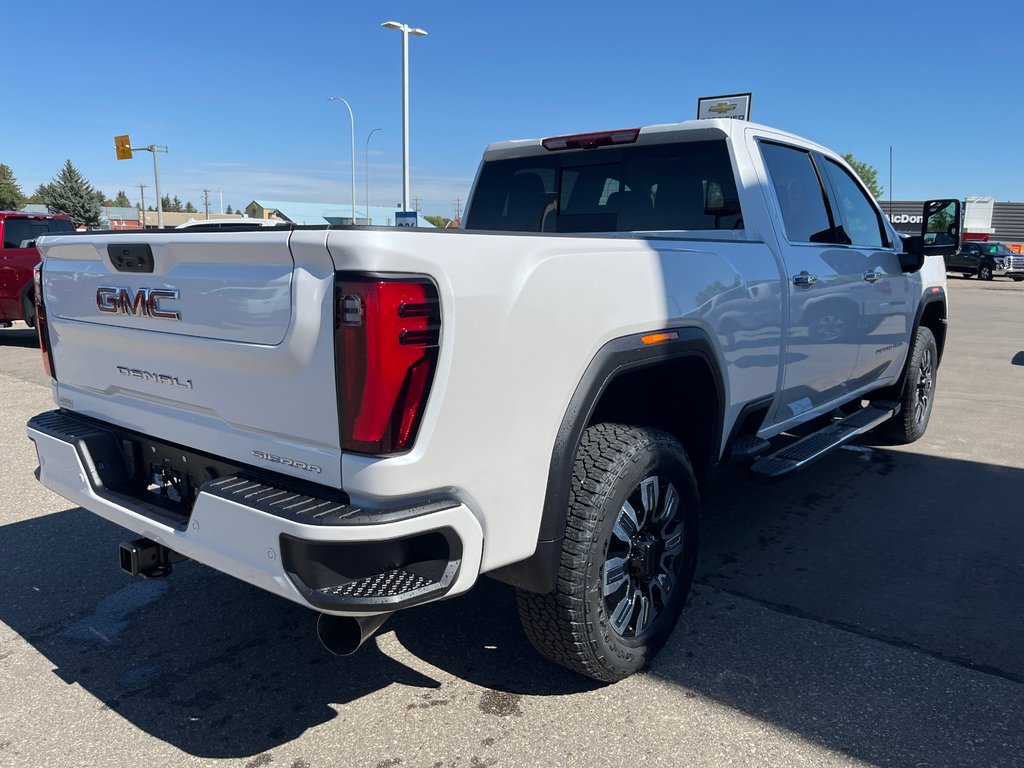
[116,366,193,389]
[97,286,181,320]
[251,450,322,474]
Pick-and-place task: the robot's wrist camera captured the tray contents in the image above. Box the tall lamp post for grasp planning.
[365,128,382,224]
[136,145,168,228]
[327,97,357,224]
[381,20,427,212]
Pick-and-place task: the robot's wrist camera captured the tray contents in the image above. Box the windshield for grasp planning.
[465,139,742,234]
[981,243,1014,256]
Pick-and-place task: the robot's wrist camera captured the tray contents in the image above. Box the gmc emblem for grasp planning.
[96,286,181,320]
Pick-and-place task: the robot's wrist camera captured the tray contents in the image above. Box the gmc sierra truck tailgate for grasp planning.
[36,229,344,487]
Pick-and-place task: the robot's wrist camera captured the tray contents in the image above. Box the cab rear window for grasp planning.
[465,140,742,234]
[2,218,75,249]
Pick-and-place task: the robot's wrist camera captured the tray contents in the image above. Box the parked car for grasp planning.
[0,211,75,327]
[945,241,1024,281]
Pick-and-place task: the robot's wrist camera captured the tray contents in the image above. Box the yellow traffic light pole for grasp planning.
[114,134,168,229]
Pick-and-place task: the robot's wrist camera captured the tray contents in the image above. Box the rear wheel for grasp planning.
[882,326,937,444]
[516,423,699,682]
[1012,276,1024,282]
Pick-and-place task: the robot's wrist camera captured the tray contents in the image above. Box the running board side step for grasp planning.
[750,401,900,482]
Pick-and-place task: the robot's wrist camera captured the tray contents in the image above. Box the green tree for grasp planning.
[171,195,183,212]
[184,201,197,213]
[842,153,883,200]
[160,194,172,212]
[25,183,51,206]
[39,160,102,228]
[225,204,233,214]
[0,164,26,210]
[112,190,132,207]
[424,214,451,228]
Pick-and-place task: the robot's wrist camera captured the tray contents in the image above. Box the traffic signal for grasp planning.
[114,135,133,160]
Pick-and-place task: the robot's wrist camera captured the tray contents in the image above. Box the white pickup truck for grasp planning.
[27,118,959,682]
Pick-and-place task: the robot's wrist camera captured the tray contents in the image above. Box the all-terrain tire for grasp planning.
[516,423,699,682]
[881,326,938,444]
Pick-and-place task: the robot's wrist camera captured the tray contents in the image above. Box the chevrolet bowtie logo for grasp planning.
[709,102,737,114]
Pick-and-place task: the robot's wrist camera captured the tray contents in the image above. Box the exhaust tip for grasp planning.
[316,612,391,656]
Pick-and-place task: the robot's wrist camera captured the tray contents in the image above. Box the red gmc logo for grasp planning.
[96,286,180,320]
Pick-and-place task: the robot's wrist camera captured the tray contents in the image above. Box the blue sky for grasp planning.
[5,0,1022,218]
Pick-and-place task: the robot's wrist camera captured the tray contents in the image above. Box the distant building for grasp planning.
[882,197,1024,245]
[245,199,436,227]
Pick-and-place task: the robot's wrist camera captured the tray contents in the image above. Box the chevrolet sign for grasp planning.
[697,93,752,121]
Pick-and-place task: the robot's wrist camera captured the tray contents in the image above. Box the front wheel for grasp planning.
[882,326,938,444]
[1012,276,1024,282]
[979,263,994,281]
[516,423,699,682]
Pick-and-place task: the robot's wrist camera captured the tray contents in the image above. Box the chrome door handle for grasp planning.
[793,272,818,287]
[863,269,883,283]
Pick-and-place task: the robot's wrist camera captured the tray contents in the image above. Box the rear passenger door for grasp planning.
[757,141,862,426]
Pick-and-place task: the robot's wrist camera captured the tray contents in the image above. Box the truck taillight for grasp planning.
[335,276,440,455]
[33,263,56,380]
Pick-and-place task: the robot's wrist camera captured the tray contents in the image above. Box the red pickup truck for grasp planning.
[0,211,75,327]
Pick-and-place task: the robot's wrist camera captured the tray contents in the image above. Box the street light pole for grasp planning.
[134,145,169,228]
[365,128,382,224]
[327,97,357,224]
[382,20,427,213]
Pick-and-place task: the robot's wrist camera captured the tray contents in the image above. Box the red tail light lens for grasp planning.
[335,276,440,455]
[33,263,56,380]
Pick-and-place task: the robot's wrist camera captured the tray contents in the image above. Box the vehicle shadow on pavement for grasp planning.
[0,509,593,759]
[2,445,1022,763]
[667,445,1024,768]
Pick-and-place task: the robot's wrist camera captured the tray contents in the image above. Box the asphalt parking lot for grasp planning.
[1,276,1022,768]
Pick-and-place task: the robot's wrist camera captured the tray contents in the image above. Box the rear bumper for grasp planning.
[27,410,483,615]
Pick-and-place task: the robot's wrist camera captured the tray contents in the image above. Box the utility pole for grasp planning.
[454,197,462,221]
[413,196,422,214]
[137,184,147,228]
[202,189,211,220]
[218,188,224,215]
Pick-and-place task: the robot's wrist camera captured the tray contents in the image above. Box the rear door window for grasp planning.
[759,142,835,244]
[465,139,743,234]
